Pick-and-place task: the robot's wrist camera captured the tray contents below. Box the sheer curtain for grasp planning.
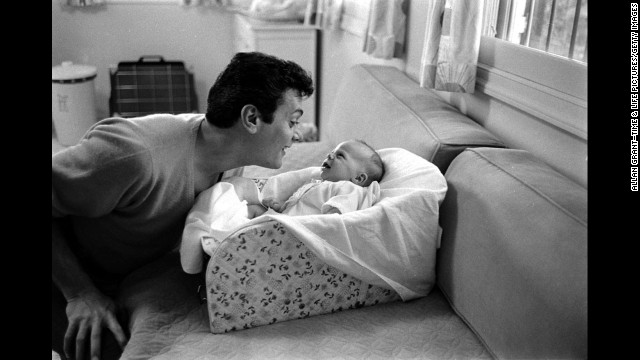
[363,0,406,59]
[419,0,484,93]
[65,0,105,6]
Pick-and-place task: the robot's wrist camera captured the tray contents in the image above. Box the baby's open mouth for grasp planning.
[321,161,330,169]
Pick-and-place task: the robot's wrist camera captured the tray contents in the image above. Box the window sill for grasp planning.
[477,36,587,140]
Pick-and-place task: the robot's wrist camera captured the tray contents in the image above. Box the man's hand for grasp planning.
[64,291,127,360]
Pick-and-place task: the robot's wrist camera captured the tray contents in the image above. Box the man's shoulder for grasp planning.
[129,112,204,127]
[100,113,203,137]
[57,114,197,167]
[88,113,204,152]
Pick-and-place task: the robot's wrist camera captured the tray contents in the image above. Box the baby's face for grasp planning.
[320,141,368,183]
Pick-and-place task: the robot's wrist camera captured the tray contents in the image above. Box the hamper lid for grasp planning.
[52,61,97,83]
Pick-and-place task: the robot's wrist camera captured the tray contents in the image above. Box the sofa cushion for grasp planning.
[437,147,587,360]
[323,64,506,172]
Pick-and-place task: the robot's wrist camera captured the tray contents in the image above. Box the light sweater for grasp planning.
[52,114,239,278]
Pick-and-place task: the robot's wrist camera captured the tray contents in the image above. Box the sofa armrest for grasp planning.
[437,147,587,359]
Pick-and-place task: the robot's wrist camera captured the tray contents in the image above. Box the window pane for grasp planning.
[549,0,574,58]
[572,1,588,62]
[528,0,552,51]
[498,0,587,63]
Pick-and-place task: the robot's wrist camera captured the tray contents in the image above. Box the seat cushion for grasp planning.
[118,251,491,359]
[437,147,587,360]
[196,288,493,359]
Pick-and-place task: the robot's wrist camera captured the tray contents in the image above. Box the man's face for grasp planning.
[256,89,303,169]
[320,141,368,183]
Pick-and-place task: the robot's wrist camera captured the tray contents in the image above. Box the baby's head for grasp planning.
[320,139,384,187]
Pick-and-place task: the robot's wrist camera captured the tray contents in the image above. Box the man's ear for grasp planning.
[353,173,368,185]
[240,104,261,134]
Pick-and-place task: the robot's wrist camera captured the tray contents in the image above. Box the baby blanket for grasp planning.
[181,148,447,301]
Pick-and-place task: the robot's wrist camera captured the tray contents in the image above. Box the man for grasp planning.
[52,52,314,360]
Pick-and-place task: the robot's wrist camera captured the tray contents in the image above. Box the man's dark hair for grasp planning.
[205,52,314,128]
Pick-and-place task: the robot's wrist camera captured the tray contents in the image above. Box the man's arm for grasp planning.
[52,218,128,360]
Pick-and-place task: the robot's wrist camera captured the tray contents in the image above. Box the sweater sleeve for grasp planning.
[52,119,154,219]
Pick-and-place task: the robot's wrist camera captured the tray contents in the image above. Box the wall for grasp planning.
[318,29,404,135]
[52,1,234,119]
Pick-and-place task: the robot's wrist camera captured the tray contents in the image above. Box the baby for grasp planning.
[180,140,384,274]
[225,139,385,217]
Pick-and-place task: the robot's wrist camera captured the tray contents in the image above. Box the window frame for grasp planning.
[478,0,587,140]
[495,0,587,63]
[476,32,587,140]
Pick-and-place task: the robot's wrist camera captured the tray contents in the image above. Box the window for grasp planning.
[331,0,588,138]
[485,0,588,63]
[478,0,588,140]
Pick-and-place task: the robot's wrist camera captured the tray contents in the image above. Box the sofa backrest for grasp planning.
[323,64,505,173]
[438,147,587,359]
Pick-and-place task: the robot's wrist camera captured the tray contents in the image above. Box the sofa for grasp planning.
[114,64,587,360]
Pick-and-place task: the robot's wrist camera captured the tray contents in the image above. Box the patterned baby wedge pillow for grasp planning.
[206,220,400,333]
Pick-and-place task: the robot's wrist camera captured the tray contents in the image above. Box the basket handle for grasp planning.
[137,56,166,63]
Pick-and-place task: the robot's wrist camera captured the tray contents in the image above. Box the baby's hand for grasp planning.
[262,198,282,212]
[247,204,267,219]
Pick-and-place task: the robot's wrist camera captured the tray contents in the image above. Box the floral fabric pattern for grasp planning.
[206,220,400,333]
[252,178,269,192]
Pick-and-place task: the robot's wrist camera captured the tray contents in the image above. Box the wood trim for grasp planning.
[479,36,587,100]
[477,36,587,140]
[475,64,587,140]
